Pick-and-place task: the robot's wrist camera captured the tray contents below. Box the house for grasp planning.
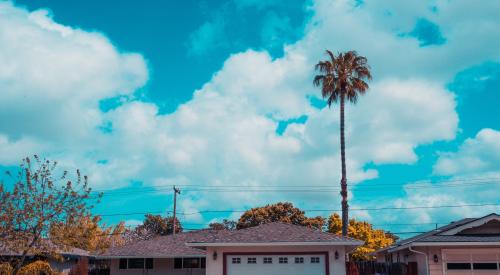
[99,222,363,275]
[374,213,500,275]
[0,242,89,274]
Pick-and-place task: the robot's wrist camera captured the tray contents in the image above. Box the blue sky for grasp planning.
[1,0,500,236]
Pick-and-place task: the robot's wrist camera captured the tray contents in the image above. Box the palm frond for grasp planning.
[325,50,335,63]
[314,49,371,106]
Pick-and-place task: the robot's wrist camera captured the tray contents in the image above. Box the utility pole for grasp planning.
[172,186,181,236]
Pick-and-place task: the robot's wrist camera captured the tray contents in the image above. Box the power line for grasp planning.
[96,202,500,217]
[91,177,500,196]
[91,180,500,199]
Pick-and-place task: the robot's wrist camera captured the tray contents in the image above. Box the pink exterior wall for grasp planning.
[376,246,500,275]
[204,245,348,275]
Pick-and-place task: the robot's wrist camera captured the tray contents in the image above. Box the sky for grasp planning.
[1,0,499,236]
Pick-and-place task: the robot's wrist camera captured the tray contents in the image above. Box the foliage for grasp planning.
[0,262,13,275]
[50,216,126,253]
[209,219,237,230]
[133,214,182,239]
[237,202,325,230]
[0,156,102,274]
[17,260,59,275]
[328,213,397,260]
[313,50,372,106]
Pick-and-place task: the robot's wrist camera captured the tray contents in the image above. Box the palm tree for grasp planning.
[313,50,371,237]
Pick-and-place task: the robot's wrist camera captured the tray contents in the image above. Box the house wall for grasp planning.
[205,245,347,275]
[109,258,205,275]
[49,258,78,275]
[379,246,500,275]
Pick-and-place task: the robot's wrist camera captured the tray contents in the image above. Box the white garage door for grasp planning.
[444,249,500,275]
[226,254,327,275]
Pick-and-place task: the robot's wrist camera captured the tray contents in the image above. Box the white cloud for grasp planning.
[0,1,148,165]
[434,128,500,176]
[1,0,499,227]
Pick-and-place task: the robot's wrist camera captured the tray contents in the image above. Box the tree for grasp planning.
[236,202,325,230]
[135,214,182,238]
[328,213,397,260]
[0,156,102,274]
[313,50,372,236]
[50,216,127,253]
[209,219,237,230]
[17,260,57,275]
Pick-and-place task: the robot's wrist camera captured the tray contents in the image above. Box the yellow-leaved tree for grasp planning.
[50,215,127,253]
[328,213,397,260]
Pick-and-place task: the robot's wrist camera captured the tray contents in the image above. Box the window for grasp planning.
[119,258,154,270]
[263,257,273,264]
[473,263,498,270]
[128,258,145,269]
[119,259,127,269]
[183,258,200,268]
[145,258,153,269]
[201,258,206,269]
[311,257,320,264]
[295,257,304,264]
[174,258,183,269]
[247,258,257,264]
[232,258,241,264]
[174,258,204,269]
[279,257,288,264]
[447,263,471,270]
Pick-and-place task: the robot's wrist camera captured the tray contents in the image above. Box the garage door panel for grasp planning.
[444,249,500,275]
[226,254,326,275]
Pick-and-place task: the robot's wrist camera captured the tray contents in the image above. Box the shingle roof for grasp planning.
[395,218,476,246]
[0,240,89,257]
[100,229,231,258]
[187,222,362,245]
[418,235,500,242]
[376,213,500,254]
[101,223,362,258]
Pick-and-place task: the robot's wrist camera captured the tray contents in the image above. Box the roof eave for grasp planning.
[96,254,206,259]
[186,241,364,247]
[387,241,500,253]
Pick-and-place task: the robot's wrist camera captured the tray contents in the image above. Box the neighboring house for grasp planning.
[0,242,89,274]
[374,213,500,275]
[99,222,363,275]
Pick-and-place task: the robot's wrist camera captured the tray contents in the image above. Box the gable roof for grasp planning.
[99,229,231,258]
[0,240,89,257]
[187,222,363,247]
[376,213,500,254]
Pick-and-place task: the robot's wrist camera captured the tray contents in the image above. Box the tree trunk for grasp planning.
[340,94,349,237]
[12,251,27,275]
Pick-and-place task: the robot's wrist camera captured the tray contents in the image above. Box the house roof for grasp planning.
[100,222,362,258]
[187,222,363,247]
[376,213,500,254]
[99,229,231,258]
[0,240,89,257]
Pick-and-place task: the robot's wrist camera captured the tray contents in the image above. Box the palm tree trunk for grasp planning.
[340,94,348,237]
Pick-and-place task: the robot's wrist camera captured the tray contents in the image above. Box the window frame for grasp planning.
[263,257,273,264]
[173,257,206,269]
[311,257,321,264]
[278,257,288,264]
[472,263,499,270]
[294,257,304,264]
[231,257,241,264]
[247,257,257,264]
[118,258,153,270]
[119,258,127,269]
[447,263,472,270]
